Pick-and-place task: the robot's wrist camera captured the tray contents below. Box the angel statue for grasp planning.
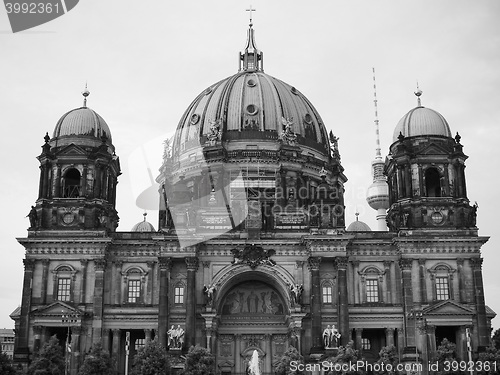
[280,117,297,145]
[203,284,216,306]
[206,119,222,146]
[329,130,339,152]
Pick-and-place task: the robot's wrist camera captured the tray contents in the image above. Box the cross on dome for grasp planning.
[246,5,256,26]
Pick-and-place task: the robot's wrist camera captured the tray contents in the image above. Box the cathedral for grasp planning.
[11,19,494,375]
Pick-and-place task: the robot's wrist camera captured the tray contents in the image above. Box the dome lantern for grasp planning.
[239,8,263,72]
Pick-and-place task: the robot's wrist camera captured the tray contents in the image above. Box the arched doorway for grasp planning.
[215,275,290,375]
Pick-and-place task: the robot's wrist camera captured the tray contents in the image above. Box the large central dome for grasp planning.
[172,25,330,159]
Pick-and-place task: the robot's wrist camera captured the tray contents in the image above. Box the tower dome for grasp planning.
[392,90,452,142]
[131,213,156,232]
[50,88,114,151]
[346,214,372,232]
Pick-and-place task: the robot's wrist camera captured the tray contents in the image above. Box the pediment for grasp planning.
[33,301,83,318]
[423,300,473,316]
[56,143,88,156]
[418,142,449,156]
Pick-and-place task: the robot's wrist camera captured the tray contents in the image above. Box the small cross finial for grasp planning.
[355,212,359,221]
[246,5,256,26]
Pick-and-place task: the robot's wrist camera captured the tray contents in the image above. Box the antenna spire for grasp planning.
[372,68,382,159]
[82,82,90,107]
[415,81,423,106]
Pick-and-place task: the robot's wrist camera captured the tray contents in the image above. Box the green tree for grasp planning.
[435,338,458,375]
[275,346,304,375]
[78,343,114,375]
[130,339,170,375]
[492,329,500,349]
[27,335,65,375]
[375,345,400,375]
[325,341,365,375]
[0,347,16,375]
[477,345,500,375]
[181,345,215,375]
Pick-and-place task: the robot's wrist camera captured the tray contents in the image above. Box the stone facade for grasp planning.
[12,23,494,375]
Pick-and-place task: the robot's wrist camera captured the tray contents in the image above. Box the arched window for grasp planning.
[321,281,333,305]
[358,266,385,304]
[62,168,81,198]
[52,265,77,302]
[122,266,147,304]
[428,263,455,301]
[174,282,185,305]
[425,168,441,197]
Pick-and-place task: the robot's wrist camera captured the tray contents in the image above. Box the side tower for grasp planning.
[385,89,491,364]
[13,89,120,371]
[385,89,474,231]
[33,88,120,231]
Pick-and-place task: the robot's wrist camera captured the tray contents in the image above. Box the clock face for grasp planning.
[431,211,444,225]
[62,213,75,225]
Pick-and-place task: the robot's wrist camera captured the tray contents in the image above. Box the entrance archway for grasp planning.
[214,272,291,375]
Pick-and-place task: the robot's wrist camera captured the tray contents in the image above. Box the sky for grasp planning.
[0,1,499,330]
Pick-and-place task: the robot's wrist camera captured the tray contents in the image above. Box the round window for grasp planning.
[291,87,298,95]
[304,113,313,124]
[246,104,258,115]
[190,114,200,125]
[247,79,256,87]
[205,87,212,95]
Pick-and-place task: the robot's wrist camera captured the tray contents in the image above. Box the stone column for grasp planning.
[353,261,360,304]
[70,326,82,374]
[418,259,427,305]
[33,325,42,352]
[384,261,392,304]
[146,261,155,304]
[112,329,121,360]
[418,164,424,197]
[158,257,172,348]
[235,334,242,373]
[457,258,465,303]
[38,165,45,199]
[470,258,489,349]
[397,166,404,198]
[355,328,363,352]
[144,329,152,344]
[81,165,87,197]
[102,329,110,352]
[185,257,199,348]
[113,261,123,305]
[80,259,88,305]
[94,164,102,198]
[92,259,106,344]
[426,325,436,362]
[40,259,50,305]
[53,165,61,198]
[399,258,415,346]
[42,163,50,198]
[404,164,412,197]
[308,257,322,349]
[443,163,450,196]
[336,257,349,346]
[264,334,272,372]
[17,259,35,357]
[385,328,395,347]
